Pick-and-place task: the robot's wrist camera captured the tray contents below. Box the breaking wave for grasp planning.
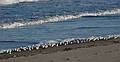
[0,9,120,29]
[0,0,40,5]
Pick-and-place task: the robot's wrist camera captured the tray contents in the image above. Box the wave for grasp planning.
[0,9,120,29]
[0,0,40,5]
[74,26,120,29]
[75,26,111,29]
[0,40,39,44]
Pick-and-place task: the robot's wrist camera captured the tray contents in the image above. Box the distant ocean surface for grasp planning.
[0,0,120,50]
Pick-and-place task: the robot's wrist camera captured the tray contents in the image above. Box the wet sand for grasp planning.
[0,38,120,62]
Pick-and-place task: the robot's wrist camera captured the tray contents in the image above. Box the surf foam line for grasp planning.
[0,0,39,5]
[0,34,120,54]
[0,9,120,29]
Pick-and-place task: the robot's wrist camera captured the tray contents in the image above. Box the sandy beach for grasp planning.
[0,0,120,62]
[0,38,120,62]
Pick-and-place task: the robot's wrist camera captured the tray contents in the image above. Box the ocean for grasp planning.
[0,0,120,50]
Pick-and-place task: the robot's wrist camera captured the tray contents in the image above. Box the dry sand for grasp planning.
[0,43,120,62]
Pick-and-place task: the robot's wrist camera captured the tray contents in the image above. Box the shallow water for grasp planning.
[0,0,120,50]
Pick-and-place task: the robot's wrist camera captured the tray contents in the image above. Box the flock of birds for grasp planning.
[0,35,120,54]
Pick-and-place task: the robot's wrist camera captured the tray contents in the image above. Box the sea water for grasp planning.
[0,0,120,50]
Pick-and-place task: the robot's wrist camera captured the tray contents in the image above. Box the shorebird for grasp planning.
[44,44,48,48]
[35,46,40,50]
[55,43,59,47]
[63,42,67,45]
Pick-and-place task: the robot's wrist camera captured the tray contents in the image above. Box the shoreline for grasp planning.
[0,35,120,60]
[0,39,120,62]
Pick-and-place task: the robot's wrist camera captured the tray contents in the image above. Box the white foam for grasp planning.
[0,0,39,5]
[0,9,120,29]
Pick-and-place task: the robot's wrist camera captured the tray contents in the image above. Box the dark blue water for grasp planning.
[0,0,120,50]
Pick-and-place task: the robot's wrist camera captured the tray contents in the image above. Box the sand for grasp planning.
[0,39,120,62]
[0,44,120,62]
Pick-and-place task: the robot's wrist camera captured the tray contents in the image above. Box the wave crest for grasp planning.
[0,9,120,29]
[0,0,39,5]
